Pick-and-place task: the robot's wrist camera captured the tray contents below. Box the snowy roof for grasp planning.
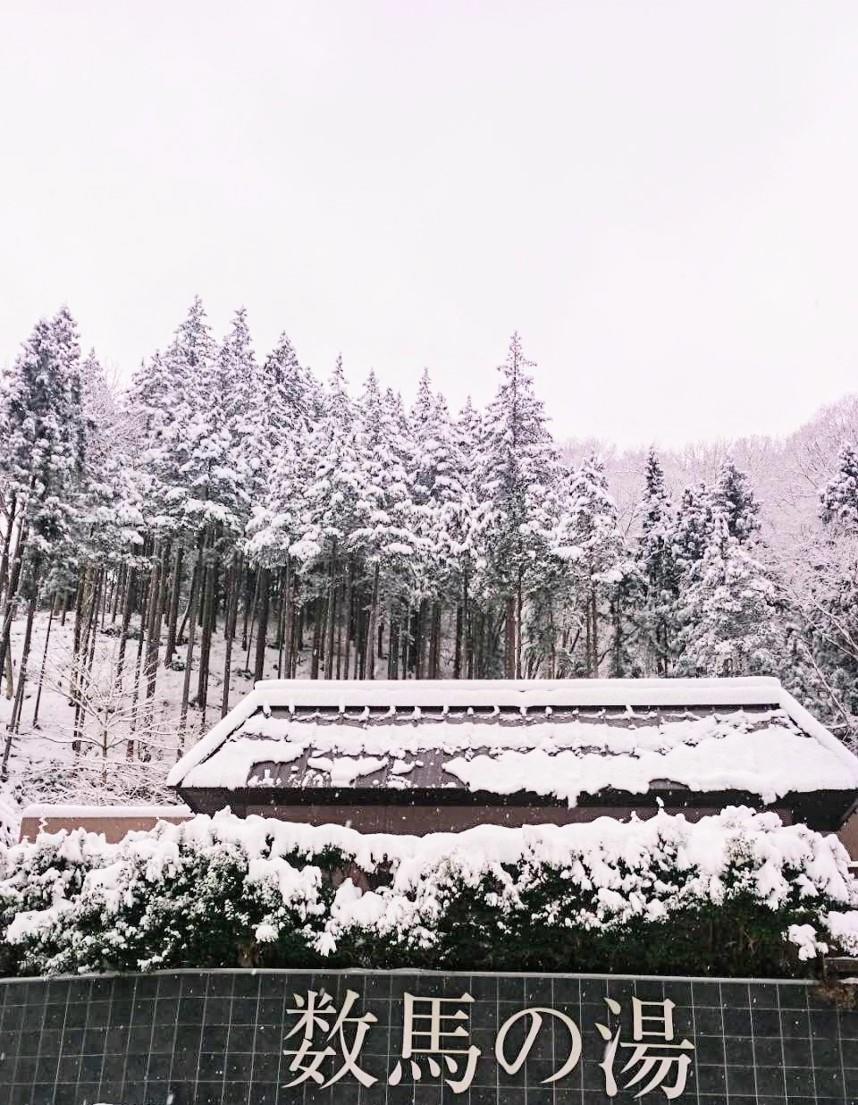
[168,678,858,823]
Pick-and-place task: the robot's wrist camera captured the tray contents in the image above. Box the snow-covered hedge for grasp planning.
[1,807,855,978]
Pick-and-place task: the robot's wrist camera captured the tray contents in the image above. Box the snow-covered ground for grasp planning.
[0,609,278,833]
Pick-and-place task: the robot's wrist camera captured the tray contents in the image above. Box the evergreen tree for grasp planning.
[0,309,86,595]
[681,517,782,677]
[636,449,680,675]
[0,309,89,771]
[712,458,760,544]
[820,442,858,531]
[553,456,631,676]
[479,333,558,677]
[262,331,319,442]
[671,484,713,577]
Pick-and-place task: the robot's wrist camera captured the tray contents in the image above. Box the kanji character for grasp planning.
[596,997,695,1100]
[283,988,378,1088]
[388,991,481,1094]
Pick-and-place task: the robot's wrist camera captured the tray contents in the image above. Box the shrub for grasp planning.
[1,806,854,978]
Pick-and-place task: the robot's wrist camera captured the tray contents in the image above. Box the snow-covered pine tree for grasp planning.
[348,372,421,678]
[712,458,761,545]
[478,334,558,677]
[0,308,89,770]
[635,448,680,675]
[820,442,858,531]
[262,331,320,444]
[552,455,632,677]
[448,397,484,676]
[680,514,783,677]
[191,308,263,714]
[399,370,466,677]
[267,358,365,679]
[774,443,858,741]
[146,298,219,732]
[671,483,714,578]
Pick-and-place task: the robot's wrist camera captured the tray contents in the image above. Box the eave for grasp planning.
[176,783,858,831]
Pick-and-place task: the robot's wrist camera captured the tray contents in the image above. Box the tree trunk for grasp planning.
[310,594,322,680]
[10,593,36,732]
[504,595,516,678]
[388,602,400,679]
[110,563,123,624]
[324,545,338,680]
[164,543,184,667]
[179,532,205,744]
[0,494,18,610]
[342,560,353,681]
[515,570,523,679]
[116,567,136,683]
[253,567,270,683]
[281,559,293,679]
[366,564,380,679]
[143,543,167,739]
[589,587,599,676]
[1,592,35,774]
[243,571,260,674]
[197,549,216,717]
[429,601,442,678]
[221,554,241,717]
[0,520,29,691]
[31,597,56,728]
[463,569,472,679]
[335,574,345,679]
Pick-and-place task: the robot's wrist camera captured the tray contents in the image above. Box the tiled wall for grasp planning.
[0,970,854,1105]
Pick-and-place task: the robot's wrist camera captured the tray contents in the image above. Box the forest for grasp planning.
[0,299,857,809]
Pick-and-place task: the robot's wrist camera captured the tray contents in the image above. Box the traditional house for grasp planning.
[167,676,858,835]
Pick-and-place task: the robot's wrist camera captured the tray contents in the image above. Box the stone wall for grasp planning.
[0,970,854,1105]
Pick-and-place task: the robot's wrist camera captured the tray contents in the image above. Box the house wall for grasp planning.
[18,808,191,844]
[31,802,858,856]
[837,810,858,860]
[242,802,741,833]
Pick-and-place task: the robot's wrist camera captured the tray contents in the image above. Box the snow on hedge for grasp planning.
[0,806,855,977]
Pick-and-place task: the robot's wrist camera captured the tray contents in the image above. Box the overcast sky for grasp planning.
[1,2,857,447]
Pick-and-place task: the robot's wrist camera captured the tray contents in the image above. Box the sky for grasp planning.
[1,2,858,448]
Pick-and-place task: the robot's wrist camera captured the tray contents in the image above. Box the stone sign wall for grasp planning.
[0,969,854,1105]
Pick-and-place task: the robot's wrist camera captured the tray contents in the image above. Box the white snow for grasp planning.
[175,701,858,805]
[167,676,796,786]
[305,755,387,787]
[3,805,856,967]
[20,803,191,818]
[825,909,858,954]
[787,923,828,961]
[185,739,304,788]
[442,723,855,805]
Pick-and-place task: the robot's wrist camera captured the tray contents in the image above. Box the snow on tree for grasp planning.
[635,449,680,675]
[0,309,93,772]
[551,455,633,677]
[820,442,858,531]
[671,483,714,577]
[478,334,559,677]
[3,302,858,796]
[681,515,783,677]
[262,330,321,442]
[712,457,761,545]
[346,373,423,678]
